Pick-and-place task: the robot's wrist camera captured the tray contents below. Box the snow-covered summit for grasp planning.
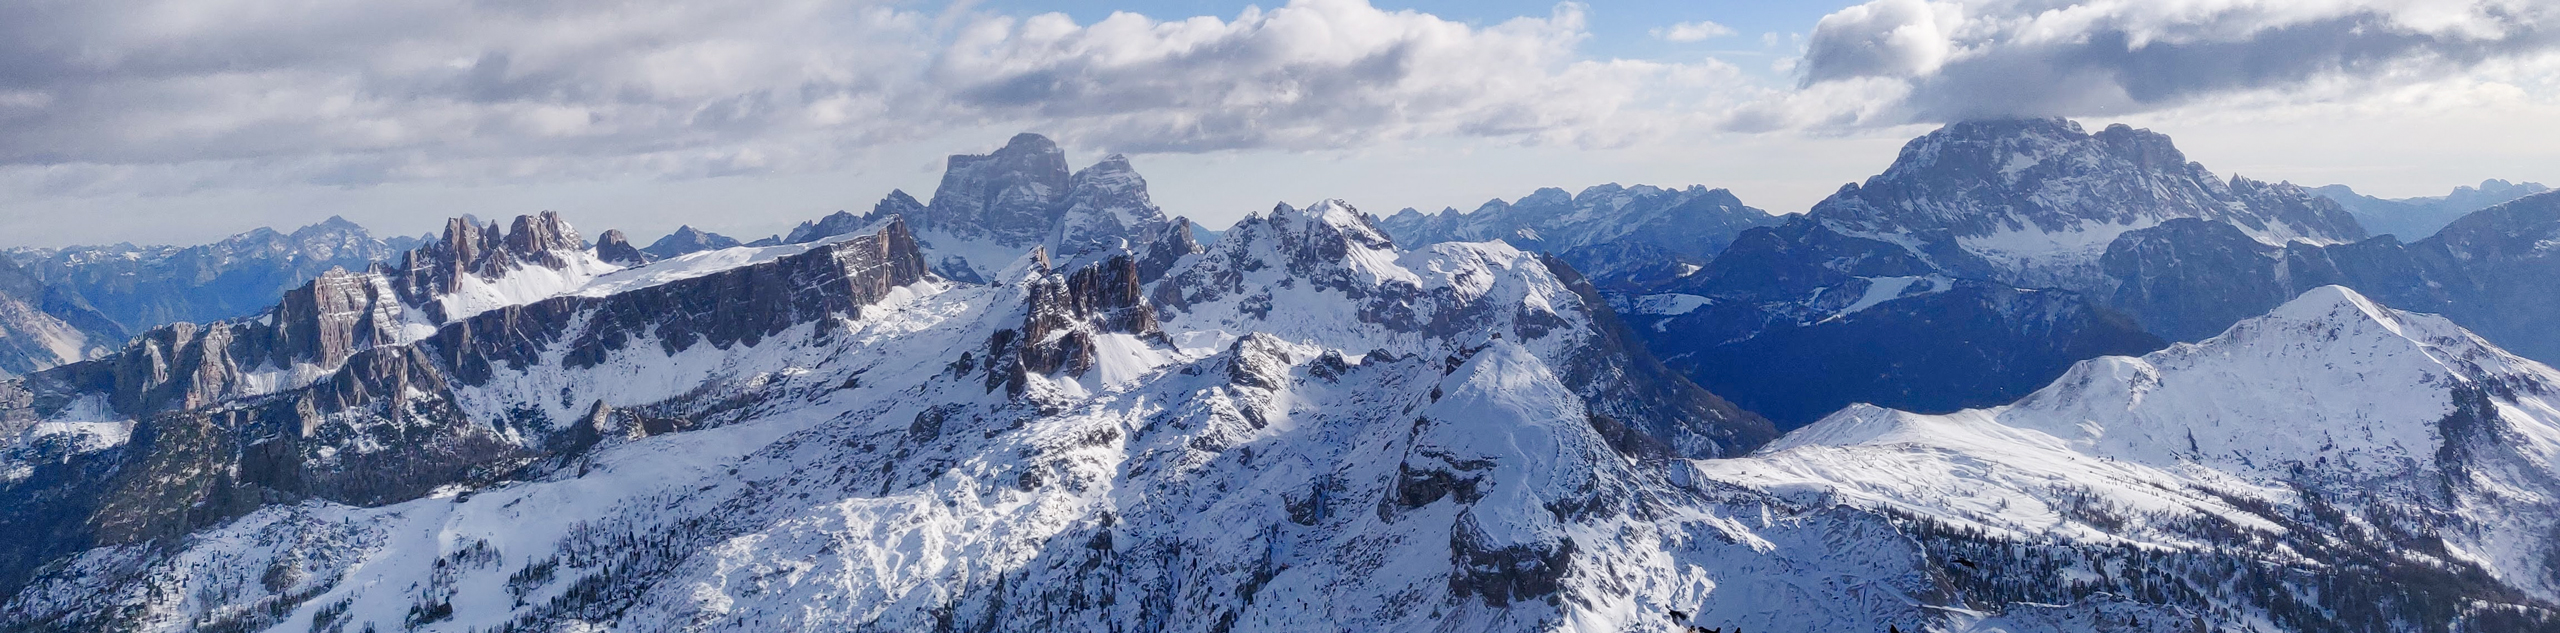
[1708,285,2560,614]
[1772,285,2543,472]
[1810,118,2366,289]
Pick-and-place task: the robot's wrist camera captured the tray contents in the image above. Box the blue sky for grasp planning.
[0,0,2554,248]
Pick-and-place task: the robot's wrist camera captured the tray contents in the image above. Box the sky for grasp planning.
[1,0,2556,248]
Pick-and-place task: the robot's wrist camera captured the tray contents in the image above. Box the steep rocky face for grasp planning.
[1377,184,1782,290]
[919,133,1073,246]
[6,216,411,335]
[1809,118,2364,290]
[389,211,615,324]
[2315,178,2552,240]
[0,218,933,601]
[640,225,743,260]
[1703,286,2560,629]
[10,212,618,432]
[1049,154,1176,267]
[863,133,1197,285]
[593,230,651,266]
[981,251,1165,397]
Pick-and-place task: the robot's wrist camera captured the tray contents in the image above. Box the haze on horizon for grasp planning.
[1,0,2556,248]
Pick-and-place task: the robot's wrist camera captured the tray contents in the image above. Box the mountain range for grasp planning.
[2313,179,2551,240]
[4,124,2560,632]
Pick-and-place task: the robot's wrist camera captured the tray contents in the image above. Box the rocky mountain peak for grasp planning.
[391,211,611,323]
[782,211,866,245]
[921,132,1072,242]
[594,229,650,266]
[880,133,1197,284]
[642,225,742,260]
[1050,152,1169,266]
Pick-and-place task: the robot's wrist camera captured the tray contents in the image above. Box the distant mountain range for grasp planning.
[1376,184,1782,290]
[2313,179,2550,240]
[6,125,2560,633]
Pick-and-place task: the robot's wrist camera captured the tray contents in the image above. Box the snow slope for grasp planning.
[1703,285,2560,627]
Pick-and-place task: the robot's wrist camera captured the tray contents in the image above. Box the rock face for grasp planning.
[2314,178,2551,240]
[640,225,744,260]
[4,216,412,335]
[0,216,931,602]
[1377,184,1783,290]
[1703,286,2560,630]
[593,230,651,266]
[874,133,1204,284]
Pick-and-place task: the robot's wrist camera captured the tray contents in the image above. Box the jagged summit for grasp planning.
[1377,183,1780,290]
[387,211,616,323]
[785,133,1200,285]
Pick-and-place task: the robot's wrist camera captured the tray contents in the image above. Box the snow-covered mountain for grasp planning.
[0,258,116,378]
[11,126,2560,633]
[1614,118,2389,429]
[4,216,422,335]
[888,133,1203,284]
[15,204,2552,632]
[0,200,1817,633]
[2314,179,2551,240]
[1810,118,2365,291]
[1700,285,2560,630]
[1376,184,1783,290]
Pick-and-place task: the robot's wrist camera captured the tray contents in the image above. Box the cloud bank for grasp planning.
[1792,0,2560,123]
[0,0,2553,205]
[0,0,1734,195]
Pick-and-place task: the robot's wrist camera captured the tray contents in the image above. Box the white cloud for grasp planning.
[0,0,1743,197]
[934,1,1725,151]
[1795,0,2560,123]
[1652,20,1737,43]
